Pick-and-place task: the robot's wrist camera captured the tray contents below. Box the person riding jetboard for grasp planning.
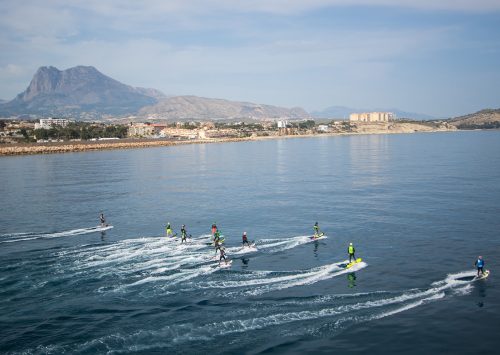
[348,242,355,262]
[214,234,223,255]
[311,222,325,239]
[474,256,490,279]
[345,242,362,268]
[180,224,189,243]
[242,232,250,247]
[165,222,174,238]
[99,212,106,227]
[218,246,232,267]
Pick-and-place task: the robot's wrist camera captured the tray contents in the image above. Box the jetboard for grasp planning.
[95,225,113,232]
[474,270,490,280]
[243,242,256,248]
[310,233,327,240]
[345,258,363,269]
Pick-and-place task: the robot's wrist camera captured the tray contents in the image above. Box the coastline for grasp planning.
[0,125,457,157]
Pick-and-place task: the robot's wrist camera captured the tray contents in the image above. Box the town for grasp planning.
[0,112,453,145]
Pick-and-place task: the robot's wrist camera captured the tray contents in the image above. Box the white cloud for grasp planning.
[0,0,498,115]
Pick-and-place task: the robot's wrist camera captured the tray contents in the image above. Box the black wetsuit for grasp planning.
[242,235,249,246]
[214,238,222,254]
[181,227,187,243]
[219,249,226,262]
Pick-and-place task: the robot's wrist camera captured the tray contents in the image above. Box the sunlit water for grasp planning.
[1,131,499,354]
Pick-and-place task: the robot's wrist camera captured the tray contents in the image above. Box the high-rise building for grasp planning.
[349,112,393,122]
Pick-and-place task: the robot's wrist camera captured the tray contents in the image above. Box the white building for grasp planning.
[35,118,71,129]
[349,112,393,123]
[277,120,289,128]
[317,124,330,132]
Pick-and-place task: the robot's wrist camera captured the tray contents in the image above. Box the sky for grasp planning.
[0,0,499,117]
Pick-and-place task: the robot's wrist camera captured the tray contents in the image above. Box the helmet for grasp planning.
[349,242,353,245]
[479,256,482,258]
[243,232,247,235]
[182,224,185,227]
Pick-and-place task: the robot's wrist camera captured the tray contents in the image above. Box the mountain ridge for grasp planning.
[0,65,310,120]
[138,95,310,120]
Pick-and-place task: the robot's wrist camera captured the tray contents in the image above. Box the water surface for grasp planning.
[1,131,499,354]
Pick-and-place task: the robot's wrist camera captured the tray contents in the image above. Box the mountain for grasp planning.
[0,65,309,120]
[448,109,500,129]
[138,95,310,120]
[0,66,160,118]
[311,105,436,120]
[134,87,167,101]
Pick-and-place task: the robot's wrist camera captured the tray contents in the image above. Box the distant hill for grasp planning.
[0,66,309,121]
[448,109,500,129]
[0,66,160,118]
[134,87,167,101]
[138,95,310,121]
[311,105,436,120]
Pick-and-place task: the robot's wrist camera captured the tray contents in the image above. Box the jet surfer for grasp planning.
[214,229,223,243]
[219,246,228,265]
[214,231,223,254]
[348,242,356,263]
[180,224,188,243]
[313,222,321,238]
[242,232,250,247]
[165,222,173,237]
[474,256,485,277]
[99,213,106,227]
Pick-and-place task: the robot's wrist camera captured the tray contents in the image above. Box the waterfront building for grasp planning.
[128,123,166,137]
[35,118,71,129]
[349,112,393,123]
[317,124,330,132]
[277,120,289,128]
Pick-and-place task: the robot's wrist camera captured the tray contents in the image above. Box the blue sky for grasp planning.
[0,0,499,117]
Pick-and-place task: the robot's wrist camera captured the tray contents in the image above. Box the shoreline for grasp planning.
[0,127,459,157]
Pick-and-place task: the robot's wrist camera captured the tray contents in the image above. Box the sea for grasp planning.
[1,130,499,354]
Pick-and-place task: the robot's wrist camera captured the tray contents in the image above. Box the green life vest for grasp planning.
[348,245,355,254]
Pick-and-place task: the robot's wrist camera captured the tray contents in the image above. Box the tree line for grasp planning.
[31,122,128,141]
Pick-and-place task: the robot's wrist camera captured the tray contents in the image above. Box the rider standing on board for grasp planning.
[475,256,485,277]
[99,213,106,227]
[181,225,188,243]
[165,222,173,237]
[348,242,356,263]
[242,232,250,247]
[313,222,321,237]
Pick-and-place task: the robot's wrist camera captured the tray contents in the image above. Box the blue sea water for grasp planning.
[0,131,499,354]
